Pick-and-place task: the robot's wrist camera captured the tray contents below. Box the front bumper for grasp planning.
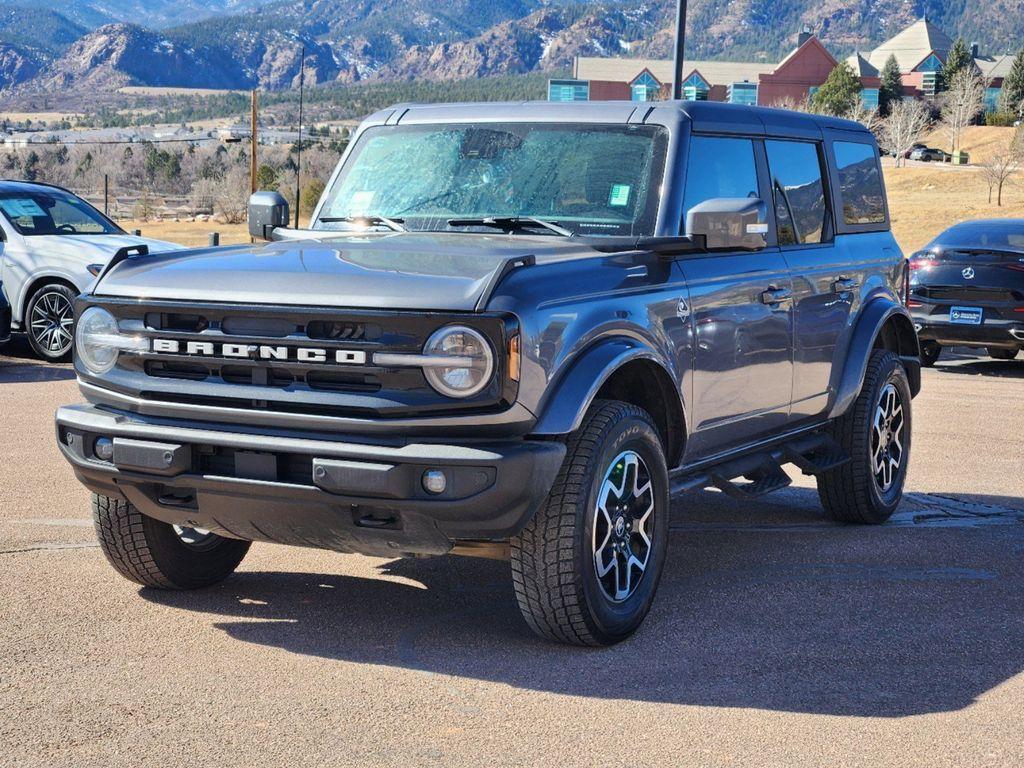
[0,298,10,344]
[56,404,565,557]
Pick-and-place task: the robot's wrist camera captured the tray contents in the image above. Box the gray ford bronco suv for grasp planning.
[56,101,920,645]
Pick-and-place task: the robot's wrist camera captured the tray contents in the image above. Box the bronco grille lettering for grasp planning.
[150,338,367,365]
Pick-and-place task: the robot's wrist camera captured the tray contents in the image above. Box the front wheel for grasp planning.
[26,282,77,361]
[817,350,912,524]
[92,493,250,589]
[511,400,669,646]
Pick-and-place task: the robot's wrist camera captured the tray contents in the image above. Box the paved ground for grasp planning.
[1,335,1022,768]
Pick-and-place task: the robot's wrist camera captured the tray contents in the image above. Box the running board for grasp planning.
[669,432,849,501]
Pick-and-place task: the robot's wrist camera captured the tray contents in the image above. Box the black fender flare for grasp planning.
[530,338,678,437]
[829,298,921,420]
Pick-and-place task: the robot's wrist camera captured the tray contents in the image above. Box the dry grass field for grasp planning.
[119,126,1023,254]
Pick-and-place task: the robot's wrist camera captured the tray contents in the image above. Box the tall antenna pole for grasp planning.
[671,0,688,100]
[249,89,258,194]
[294,45,305,229]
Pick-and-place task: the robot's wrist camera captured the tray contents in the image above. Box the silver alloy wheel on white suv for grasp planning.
[27,285,76,359]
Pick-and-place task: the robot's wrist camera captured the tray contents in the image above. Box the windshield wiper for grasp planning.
[447,216,573,238]
[318,215,407,232]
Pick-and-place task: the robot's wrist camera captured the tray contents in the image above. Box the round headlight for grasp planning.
[422,325,494,398]
[76,307,148,375]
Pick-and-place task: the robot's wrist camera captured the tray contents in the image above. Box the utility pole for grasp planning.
[671,0,688,100]
[294,45,305,229]
[249,90,258,194]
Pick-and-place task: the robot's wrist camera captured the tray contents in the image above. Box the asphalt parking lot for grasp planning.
[1,336,1022,768]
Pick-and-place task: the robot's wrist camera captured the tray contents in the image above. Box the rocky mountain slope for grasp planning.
[1,0,1020,94]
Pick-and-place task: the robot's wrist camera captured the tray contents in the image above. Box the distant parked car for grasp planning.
[0,281,10,347]
[0,181,181,361]
[909,219,1024,365]
[909,147,948,163]
[900,142,928,159]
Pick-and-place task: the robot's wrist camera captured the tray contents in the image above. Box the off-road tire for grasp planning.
[26,282,77,361]
[510,400,669,646]
[920,341,941,367]
[92,493,250,589]
[817,350,912,524]
[988,347,1019,361]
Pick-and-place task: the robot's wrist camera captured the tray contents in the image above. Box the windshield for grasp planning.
[0,187,122,236]
[315,123,668,237]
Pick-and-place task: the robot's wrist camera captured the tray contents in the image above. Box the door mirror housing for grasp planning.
[248,191,290,241]
[685,198,768,251]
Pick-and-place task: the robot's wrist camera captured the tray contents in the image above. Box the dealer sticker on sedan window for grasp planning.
[950,306,983,325]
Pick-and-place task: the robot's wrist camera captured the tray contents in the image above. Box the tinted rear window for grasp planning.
[929,222,1024,251]
[833,142,886,226]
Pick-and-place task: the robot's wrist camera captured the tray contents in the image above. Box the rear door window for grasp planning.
[833,141,886,226]
[765,140,829,246]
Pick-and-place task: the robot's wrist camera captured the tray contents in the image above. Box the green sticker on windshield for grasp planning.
[609,184,631,207]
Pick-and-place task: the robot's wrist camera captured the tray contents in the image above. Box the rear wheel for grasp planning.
[988,347,1019,361]
[92,493,250,589]
[26,283,77,361]
[920,341,941,367]
[817,350,912,524]
[510,400,669,646]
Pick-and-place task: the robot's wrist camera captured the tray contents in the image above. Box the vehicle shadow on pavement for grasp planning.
[0,337,75,383]
[140,490,1024,718]
[933,351,1024,379]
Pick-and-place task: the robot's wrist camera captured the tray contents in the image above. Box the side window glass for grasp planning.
[682,136,760,223]
[833,141,886,225]
[765,140,829,246]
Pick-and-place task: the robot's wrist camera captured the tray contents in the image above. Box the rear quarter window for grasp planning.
[832,142,886,227]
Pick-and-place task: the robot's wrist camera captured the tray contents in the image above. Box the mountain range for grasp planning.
[0,0,1021,95]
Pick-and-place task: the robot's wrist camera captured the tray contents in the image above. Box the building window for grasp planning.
[631,71,661,102]
[921,71,940,97]
[985,87,1002,113]
[729,82,758,106]
[808,86,820,99]
[680,72,710,101]
[915,53,944,73]
[548,79,589,102]
[861,88,880,110]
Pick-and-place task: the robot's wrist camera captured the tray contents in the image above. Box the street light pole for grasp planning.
[671,0,688,100]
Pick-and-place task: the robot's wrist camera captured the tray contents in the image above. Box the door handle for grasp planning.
[761,286,792,305]
[832,277,859,293]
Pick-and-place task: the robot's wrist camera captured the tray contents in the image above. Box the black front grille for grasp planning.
[91,299,516,419]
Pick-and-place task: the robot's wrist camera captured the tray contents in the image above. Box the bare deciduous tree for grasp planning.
[941,69,986,155]
[844,104,883,136]
[881,99,932,168]
[979,153,1019,206]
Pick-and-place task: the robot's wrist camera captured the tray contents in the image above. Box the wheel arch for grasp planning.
[531,339,686,469]
[19,274,80,326]
[829,298,921,420]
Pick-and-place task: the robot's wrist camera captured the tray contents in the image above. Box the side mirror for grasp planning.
[685,198,768,251]
[248,191,290,241]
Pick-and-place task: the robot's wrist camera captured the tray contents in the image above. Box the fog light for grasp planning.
[94,437,114,462]
[422,470,447,495]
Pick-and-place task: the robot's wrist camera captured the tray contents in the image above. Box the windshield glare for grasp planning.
[0,188,121,236]
[315,123,668,237]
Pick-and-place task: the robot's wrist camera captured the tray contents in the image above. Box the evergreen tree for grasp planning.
[1000,47,1024,117]
[879,54,904,116]
[942,38,974,91]
[811,62,862,116]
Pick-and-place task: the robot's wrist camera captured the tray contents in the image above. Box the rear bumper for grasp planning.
[55,404,566,557]
[912,310,1024,348]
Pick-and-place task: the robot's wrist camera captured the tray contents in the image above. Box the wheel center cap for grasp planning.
[614,516,626,537]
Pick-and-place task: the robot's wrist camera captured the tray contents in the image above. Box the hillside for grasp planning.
[0,0,1022,94]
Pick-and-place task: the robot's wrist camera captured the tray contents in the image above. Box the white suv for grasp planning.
[0,181,180,360]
